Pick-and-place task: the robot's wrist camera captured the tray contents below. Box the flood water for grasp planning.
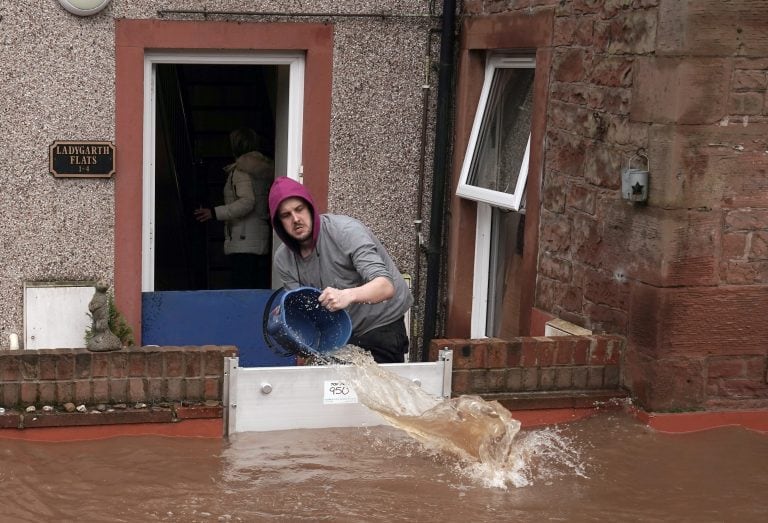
[2,412,767,522]
[3,347,767,521]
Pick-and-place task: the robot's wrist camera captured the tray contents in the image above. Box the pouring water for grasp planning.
[324,345,587,489]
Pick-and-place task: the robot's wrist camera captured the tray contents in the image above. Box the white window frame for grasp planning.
[456,55,534,211]
[462,54,535,337]
[141,51,305,292]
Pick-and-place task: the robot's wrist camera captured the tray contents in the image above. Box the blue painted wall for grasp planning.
[142,290,295,367]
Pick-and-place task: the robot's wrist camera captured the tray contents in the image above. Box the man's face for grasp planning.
[278,197,313,244]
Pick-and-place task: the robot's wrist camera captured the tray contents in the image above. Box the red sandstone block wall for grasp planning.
[462,0,768,413]
[0,346,237,409]
[429,335,624,396]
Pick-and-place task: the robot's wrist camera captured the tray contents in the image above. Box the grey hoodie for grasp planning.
[268,177,412,336]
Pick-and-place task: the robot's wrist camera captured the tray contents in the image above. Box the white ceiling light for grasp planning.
[57,0,113,16]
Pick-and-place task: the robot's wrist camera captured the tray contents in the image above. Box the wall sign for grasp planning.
[49,140,115,178]
[57,0,113,16]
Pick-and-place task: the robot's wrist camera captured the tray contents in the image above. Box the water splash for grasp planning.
[325,345,586,489]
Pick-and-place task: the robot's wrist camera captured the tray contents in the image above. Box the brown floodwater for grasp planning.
[1,412,767,522]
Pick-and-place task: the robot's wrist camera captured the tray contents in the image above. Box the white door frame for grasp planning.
[471,203,492,338]
[141,51,305,292]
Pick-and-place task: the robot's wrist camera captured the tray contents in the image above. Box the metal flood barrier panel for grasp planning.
[224,350,453,434]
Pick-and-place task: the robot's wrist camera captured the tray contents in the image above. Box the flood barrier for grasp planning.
[224,350,453,434]
[142,290,294,367]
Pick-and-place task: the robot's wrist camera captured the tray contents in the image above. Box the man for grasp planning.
[268,176,413,363]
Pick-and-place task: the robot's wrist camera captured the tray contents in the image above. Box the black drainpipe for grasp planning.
[420,0,456,361]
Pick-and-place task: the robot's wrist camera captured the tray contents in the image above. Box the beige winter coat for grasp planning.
[214,151,274,255]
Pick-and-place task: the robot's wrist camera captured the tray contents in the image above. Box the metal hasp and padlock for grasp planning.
[621,152,649,203]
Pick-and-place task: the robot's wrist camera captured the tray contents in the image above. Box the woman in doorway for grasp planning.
[194,127,274,289]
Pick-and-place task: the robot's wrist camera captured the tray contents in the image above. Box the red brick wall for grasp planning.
[461,1,768,411]
[429,335,623,396]
[0,346,236,409]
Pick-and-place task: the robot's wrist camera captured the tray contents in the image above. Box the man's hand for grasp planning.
[318,277,394,311]
[319,287,353,312]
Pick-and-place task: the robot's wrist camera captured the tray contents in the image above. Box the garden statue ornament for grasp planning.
[86,280,122,352]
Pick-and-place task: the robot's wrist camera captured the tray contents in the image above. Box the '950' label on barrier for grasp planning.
[324,381,358,404]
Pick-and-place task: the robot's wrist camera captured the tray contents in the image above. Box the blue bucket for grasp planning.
[265,287,352,357]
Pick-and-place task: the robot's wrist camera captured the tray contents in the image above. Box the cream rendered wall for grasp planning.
[0,1,439,348]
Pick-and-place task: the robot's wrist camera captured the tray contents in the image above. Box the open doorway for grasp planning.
[116,20,331,345]
[153,63,277,291]
[141,52,305,293]
[139,52,307,366]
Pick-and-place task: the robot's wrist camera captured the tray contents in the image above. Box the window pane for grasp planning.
[468,67,534,195]
[487,208,525,337]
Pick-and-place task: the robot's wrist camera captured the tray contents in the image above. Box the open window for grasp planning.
[459,54,535,338]
[457,55,535,211]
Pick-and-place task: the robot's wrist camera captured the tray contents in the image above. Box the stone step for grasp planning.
[481,389,630,411]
